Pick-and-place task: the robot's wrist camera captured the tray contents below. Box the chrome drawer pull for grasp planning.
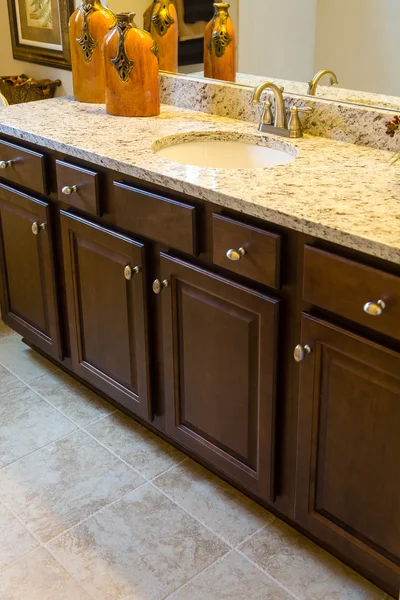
[294,344,312,363]
[153,279,169,294]
[0,160,13,169]
[124,265,140,280]
[61,185,78,195]
[363,300,386,316]
[31,221,47,235]
[226,247,246,261]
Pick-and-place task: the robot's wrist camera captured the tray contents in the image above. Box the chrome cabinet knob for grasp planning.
[363,300,386,316]
[226,247,246,261]
[153,279,169,294]
[0,160,13,169]
[31,221,47,235]
[61,185,78,195]
[124,265,140,280]
[294,344,312,363]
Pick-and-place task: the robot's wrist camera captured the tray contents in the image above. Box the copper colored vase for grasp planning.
[69,0,116,103]
[150,0,178,72]
[205,3,236,83]
[103,13,160,117]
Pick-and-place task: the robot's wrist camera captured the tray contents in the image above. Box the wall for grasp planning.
[314,0,400,96]
[237,0,317,82]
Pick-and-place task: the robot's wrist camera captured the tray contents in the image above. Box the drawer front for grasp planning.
[212,213,280,288]
[0,139,47,195]
[56,160,99,215]
[113,181,197,254]
[303,245,400,339]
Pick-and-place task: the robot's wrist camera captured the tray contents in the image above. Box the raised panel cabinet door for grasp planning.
[60,211,152,421]
[296,314,400,596]
[160,253,279,503]
[0,183,62,358]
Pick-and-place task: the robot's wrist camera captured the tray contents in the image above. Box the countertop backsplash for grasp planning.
[160,73,399,153]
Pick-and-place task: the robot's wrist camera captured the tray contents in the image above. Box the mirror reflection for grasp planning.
[108,0,400,111]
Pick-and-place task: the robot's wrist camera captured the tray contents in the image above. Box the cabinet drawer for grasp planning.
[0,139,47,195]
[212,214,280,288]
[113,181,197,254]
[56,160,99,215]
[303,245,400,339]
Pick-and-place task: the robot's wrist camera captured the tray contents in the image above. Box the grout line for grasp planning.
[0,546,41,574]
[0,496,42,545]
[235,548,301,600]
[82,428,235,549]
[44,482,147,546]
[0,430,78,472]
[43,545,97,600]
[163,550,234,600]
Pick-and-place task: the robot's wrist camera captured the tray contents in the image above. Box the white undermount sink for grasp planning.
[152,132,297,170]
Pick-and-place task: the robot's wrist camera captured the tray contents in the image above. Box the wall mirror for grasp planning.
[107,0,400,112]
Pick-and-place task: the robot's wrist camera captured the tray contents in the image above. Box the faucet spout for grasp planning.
[307,69,338,96]
[250,81,286,129]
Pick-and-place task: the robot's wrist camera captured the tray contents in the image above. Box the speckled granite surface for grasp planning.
[0,97,399,264]
[190,71,400,111]
[160,74,399,152]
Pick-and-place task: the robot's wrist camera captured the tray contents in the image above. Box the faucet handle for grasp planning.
[288,106,313,138]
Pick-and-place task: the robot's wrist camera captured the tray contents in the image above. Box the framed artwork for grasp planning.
[6,0,74,69]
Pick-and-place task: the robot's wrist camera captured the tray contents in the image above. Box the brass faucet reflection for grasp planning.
[307,69,339,96]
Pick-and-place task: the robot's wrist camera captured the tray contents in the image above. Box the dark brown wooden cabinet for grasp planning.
[0,183,62,358]
[1,133,399,597]
[296,314,400,594]
[159,253,279,503]
[60,211,152,420]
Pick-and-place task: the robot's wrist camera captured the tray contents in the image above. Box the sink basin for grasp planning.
[153,132,297,170]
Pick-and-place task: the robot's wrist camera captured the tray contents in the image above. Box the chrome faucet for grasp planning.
[251,81,312,138]
[307,69,338,96]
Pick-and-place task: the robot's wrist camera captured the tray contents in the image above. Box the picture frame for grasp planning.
[6,0,74,70]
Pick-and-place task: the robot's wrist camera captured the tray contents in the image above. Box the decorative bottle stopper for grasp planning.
[150,0,178,72]
[103,12,160,117]
[69,0,116,103]
[205,3,236,83]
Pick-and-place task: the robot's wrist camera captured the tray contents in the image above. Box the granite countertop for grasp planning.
[0,97,399,264]
[191,71,400,111]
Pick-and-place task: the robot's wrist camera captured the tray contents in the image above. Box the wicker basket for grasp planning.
[0,74,61,105]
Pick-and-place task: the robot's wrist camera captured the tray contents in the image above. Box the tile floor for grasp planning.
[0,322,391,599]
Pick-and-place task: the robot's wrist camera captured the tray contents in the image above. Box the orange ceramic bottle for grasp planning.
[150,0,178,72]
[103,13,160,117]
[210,3,236,83]
[203,11,214,79]
[69,0,115,103]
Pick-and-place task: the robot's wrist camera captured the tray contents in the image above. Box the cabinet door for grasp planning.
[160,253,279,503]
[60,211,152,420]
[296,314,400,595]
[0,184,62,358]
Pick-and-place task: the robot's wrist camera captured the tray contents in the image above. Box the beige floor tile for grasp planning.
[154,459,268,546]
[0,387,77,468]
[0,548,91,599]
[0,320,19,339]
[171,551,293,600]
[0,337,58,383]
[0,430,144,542]
[0,364,25,398]
[0,502,38,570]
[86,411,185,479]
[48,483,229,600]
[32,370,115,427]
[239,514,389,600]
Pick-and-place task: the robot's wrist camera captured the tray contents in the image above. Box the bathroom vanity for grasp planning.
[0,97,399,597]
